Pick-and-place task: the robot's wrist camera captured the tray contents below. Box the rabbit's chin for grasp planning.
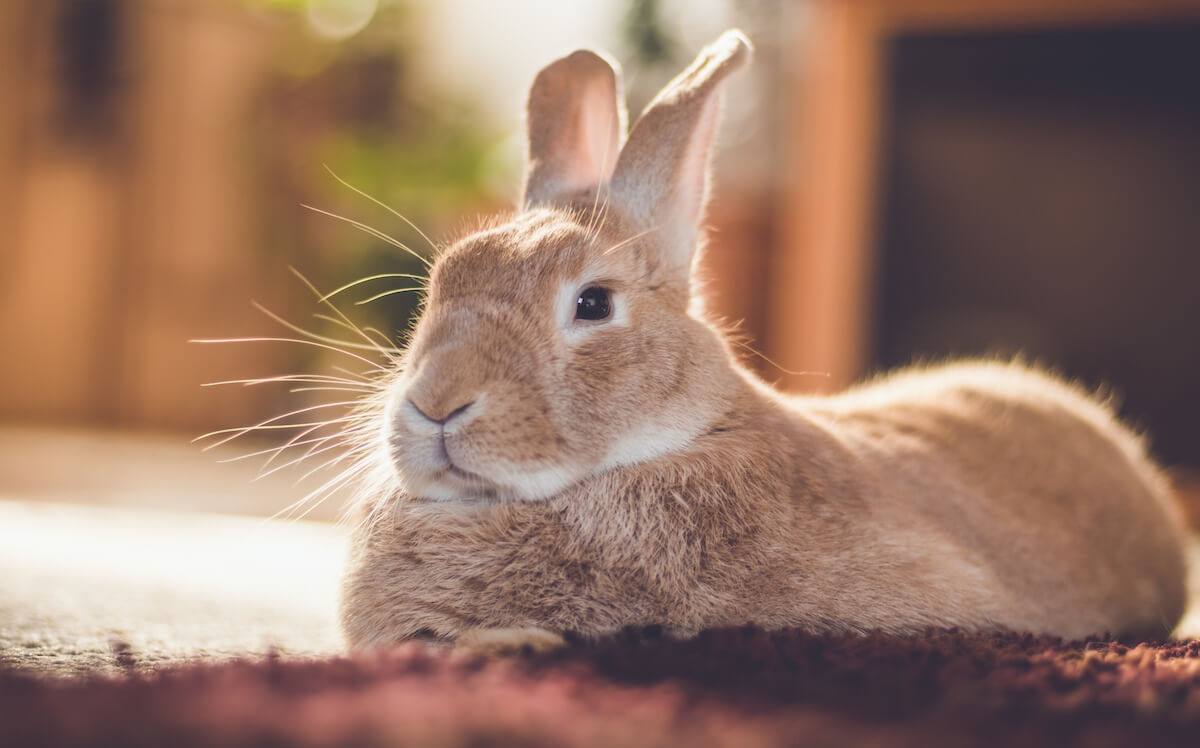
[394,420,708,504]
[395,457,585,504]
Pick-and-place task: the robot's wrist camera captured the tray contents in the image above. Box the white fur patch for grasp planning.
[491,462,581,501]
[598,421,700,472]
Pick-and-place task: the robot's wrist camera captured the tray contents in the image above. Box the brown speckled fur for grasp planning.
[339,31,1188,650]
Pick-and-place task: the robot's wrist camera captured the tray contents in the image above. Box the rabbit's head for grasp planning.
[386,31,753,503]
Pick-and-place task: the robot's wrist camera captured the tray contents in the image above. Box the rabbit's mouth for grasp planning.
[395,447,500,503]
[393,432,588,504]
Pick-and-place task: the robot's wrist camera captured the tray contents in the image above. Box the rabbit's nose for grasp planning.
[408,397,475,426]
[403,354,481,428]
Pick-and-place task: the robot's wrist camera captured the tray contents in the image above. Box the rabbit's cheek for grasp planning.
[445,392,594,501]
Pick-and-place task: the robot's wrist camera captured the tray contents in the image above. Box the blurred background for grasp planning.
[1,0,1198,522]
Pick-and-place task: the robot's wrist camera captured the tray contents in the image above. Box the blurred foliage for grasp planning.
[242,0,702,371]
[621,0,678,67]
[243,0,510,368]
[618,0,688,116]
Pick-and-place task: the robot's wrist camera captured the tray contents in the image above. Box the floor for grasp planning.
[0,426,350,677]
[0,500,346,677]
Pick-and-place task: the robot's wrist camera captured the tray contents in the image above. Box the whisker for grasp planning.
[267,452,372,523]
[251,302,399,359]
[203,374,377,389]
[289,468,367,523]
[301,203,431,269]
[192,336,390,374]
[258,419,362,472]
[216,417,363,473]
[255,434,361,482]
[584,130,616,240]
[294,440,371,485]
[311,314,399,355]
[331,365,377,383]
[585,184,605,239]
[602,226,658,256]
[731,338,832,379]
[362,326,400,352]
[196,401,362,448]
[199,418,358,443]
[356,287,425,305]
[287,268,399,361]
[318,273,428,303]
[289,385,381,394]
[591,181,614,240]
[288,267,409,369]
[323,164,439,255]
[216,431,334,465]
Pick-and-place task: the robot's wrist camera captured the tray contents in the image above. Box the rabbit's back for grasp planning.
[807,360,1188,638]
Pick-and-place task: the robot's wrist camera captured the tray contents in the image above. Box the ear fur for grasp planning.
[522,50,627,208]
[610,30,752,277]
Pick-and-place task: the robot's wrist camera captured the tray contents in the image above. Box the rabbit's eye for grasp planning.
[575,286,612,321]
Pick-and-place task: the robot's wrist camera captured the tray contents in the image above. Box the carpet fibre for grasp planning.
[6,627,1200,747]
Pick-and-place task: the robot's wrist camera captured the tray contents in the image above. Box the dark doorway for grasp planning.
[874,21,1200,467]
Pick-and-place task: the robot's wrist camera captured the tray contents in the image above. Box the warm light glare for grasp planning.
[1,501,345,617]
[306,0,378,40]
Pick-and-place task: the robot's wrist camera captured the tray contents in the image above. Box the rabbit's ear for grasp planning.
[610,30,751,277]
[522,50,627,208]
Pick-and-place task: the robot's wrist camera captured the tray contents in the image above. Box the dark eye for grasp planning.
[575,286,612,321]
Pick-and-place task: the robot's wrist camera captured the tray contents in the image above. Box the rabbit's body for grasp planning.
[338,32,1188,648]
[342,359,1186,646]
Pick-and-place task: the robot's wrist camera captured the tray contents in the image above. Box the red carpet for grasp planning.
[5,627,1200,746]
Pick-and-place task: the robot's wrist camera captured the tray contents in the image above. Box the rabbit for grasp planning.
[339,30,1189,653]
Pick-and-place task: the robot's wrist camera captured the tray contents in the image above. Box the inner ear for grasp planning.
[522,50,627,208]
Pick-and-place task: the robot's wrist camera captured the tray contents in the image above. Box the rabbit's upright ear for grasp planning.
[522,50,627,208]
[610,30,751,279]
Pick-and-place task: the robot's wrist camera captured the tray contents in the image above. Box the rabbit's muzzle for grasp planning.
[385,313,582,503]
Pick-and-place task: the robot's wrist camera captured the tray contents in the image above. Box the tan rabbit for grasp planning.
[339,30,1188,651]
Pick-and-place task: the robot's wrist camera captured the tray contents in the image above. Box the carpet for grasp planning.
[5,627,1200,747]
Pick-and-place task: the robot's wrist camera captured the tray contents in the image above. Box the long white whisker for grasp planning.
[323,164,439,255]
[290,466,367,523]
[289,385,380,394]
[192,336,391,374]
[260,416,371,473]
[289,267,399,362]
[216,431,334,465]
[602,226,658,256]
[203,374,378,389]
[363,326,400,352]
[267,453,372,523]
[331,365,377,383]
[200,419,358,443]
[356,287,425,305]
[318,273,428,303]
[253,301,396,357]
[196,401,361,448]
[311,314,399,355]
[301,203,431,269]
[256,435,360,481]
[731,338,832,379]
[294,441,371,485]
